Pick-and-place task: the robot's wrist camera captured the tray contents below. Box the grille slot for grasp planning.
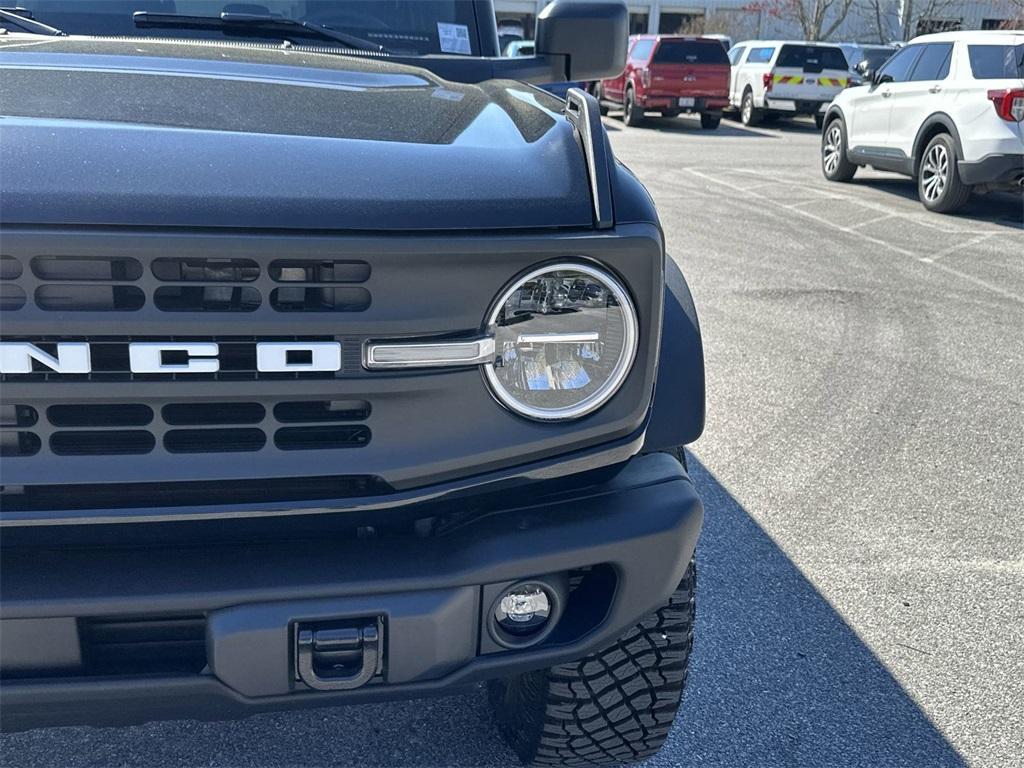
[0,404,38,428]
[80,615,207,676]
[31,256,142,281]
[269,259,370,283]
[0,284,27,310]
[152,257,258,282]
[50,430,155,456]
[274,400,370,423]
[47,403,153,428]
[35,285,145,311]
[165,428,266,453]
[275,425,371,450]
[270,286,371,312]
[0,255,22,280]
[0,431,40,457]
[162,402,265,425]
[154,285,261,312]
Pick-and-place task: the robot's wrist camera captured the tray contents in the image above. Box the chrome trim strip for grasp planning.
[517,332,601,345]
[364,337,495,370]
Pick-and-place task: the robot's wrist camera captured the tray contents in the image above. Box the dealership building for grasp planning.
[494,1,1021,44]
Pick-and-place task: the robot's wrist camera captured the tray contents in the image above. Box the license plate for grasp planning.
[678,97,695,107]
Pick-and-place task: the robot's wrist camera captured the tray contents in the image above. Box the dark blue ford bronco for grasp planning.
[0,2,704,764]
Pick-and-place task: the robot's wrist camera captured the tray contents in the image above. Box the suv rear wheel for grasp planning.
[740,89,761,126]
[821,117,857,182]
[623,87,644,127]
[489,560,696,767]
[919,133,972,213]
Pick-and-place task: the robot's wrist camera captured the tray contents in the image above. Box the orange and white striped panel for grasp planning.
[817,77,850,87]
[772,75,803,85]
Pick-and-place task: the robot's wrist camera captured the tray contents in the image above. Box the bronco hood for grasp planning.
[0,37,594,230]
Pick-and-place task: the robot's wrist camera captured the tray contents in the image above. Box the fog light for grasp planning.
[495,584,551,636]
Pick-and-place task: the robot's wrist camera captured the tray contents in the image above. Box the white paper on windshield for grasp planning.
[437,22,471,55]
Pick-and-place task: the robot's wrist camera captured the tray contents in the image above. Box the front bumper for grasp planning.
[0,452,702,731]
[958,153,1024,186]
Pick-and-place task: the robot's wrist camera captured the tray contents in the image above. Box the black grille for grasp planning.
[1,398,371,457]
[0,256,371,313]
[79,615,208,675]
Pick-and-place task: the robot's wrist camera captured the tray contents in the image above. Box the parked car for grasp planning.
[838,42,899,84]
[503,38,583,99]
[703,33,732,51]
[595,35,730,128]
[822,30,1024,213]
[0,1,709,764]
[727,40,852,128]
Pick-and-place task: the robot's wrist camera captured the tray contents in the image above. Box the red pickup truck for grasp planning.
[596,35,730,129]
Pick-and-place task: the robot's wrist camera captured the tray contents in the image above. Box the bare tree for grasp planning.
[854,0,965,43]
[742,0,856,40]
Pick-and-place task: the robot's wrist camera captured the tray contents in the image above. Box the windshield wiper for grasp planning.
[0,7,65,35]
[132,11,386,53]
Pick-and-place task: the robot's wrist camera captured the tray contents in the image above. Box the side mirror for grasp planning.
[855,59,871,76]
[535,0,628,82]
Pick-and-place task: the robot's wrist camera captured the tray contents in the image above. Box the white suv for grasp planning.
[822,31,1024,213]
[728,40,852,128]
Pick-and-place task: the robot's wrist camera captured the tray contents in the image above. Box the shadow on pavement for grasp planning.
[849,177,1024,230]
[602,113,776,139]
[0,459,966,768]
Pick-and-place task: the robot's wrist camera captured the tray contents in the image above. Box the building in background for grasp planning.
[494,1,1022,43]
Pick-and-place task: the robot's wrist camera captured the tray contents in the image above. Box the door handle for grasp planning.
[929,84,942,93]
[881,89,892,98]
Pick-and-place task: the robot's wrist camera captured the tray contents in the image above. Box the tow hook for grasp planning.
[295,618,383,691]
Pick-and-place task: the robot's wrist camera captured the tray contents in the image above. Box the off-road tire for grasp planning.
[918,133,972,214]
[700,113,721,130]
[623,87,644,127]
[821,117,857,182]
[489,561,697,767]
[740,89,761,126]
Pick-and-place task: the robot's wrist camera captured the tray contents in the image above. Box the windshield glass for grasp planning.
[7,0,481,55]
[652,40,729,65]
[859,46,897,70]
[776,44,848,72]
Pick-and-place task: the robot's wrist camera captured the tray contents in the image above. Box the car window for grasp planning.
[653,40,730,65]
[909,43,953,81]
[860,47,898,70]
[746,47,775,64]
[728,46,746,65]
[629,40,655,62]
[877,45,924,83]
[968,44,1024,78]
[776,44,848,73]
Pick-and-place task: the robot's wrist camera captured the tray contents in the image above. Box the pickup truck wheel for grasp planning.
[821,117,857,182]
[623,88,644,127]
[489,560,696,767]
[700,113,721,130]
[740,89,761,126]
[918,134,972,213]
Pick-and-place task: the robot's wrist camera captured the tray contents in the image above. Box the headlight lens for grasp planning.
[484,262,638,421]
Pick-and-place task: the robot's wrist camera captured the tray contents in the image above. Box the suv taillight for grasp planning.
[641,69,651,88]
[763,72,773,92]
[987,89,1024,122]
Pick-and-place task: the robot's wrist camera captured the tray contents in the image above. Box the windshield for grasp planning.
[776,44,848,72]
[652,40,729,65]
[6,1,482,55]
[859,47,897,70]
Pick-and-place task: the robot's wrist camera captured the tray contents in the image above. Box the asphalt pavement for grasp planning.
[3,113,1022,767]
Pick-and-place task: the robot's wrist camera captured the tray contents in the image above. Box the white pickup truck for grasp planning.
[728,40,852,127]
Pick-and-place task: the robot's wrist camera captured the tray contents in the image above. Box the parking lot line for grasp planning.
[919,233,996,264]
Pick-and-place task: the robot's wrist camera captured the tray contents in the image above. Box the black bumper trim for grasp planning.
[958,153,1024,186]
[0,453,703,731]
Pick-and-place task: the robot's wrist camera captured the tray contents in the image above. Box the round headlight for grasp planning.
[483,262,638,421]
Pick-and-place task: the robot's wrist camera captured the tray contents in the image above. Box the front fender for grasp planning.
[641,257,705,451]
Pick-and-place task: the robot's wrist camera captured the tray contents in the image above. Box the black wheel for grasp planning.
[700,112,721,130]
[813,113,825,130]
[489,561,696,767]
[918,133,972,213]
[623,87,644,127]
[594,82,608,116]
[821,117,857,182]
